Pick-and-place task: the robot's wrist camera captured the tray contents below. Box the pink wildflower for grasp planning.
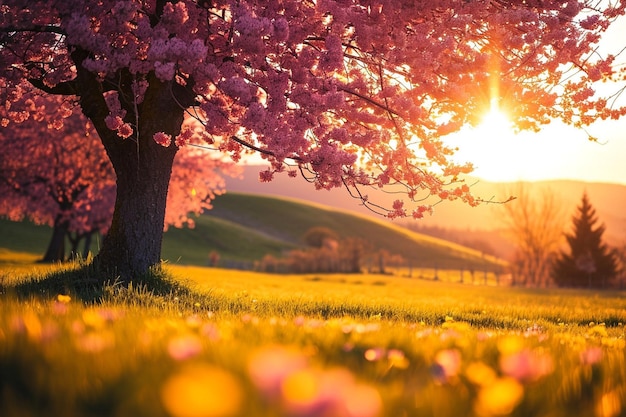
[500,349,554,382]
[167,334,203,360]
[580,347,603,366]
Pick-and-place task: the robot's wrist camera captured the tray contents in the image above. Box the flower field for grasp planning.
[1,261,625,417]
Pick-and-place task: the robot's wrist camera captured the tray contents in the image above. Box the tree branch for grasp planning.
[27,78,78,96]
[0,24,67,36]
[337,86,400,117]
[230,135,304,163]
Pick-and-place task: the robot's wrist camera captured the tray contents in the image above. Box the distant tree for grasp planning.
[497,184,565,287]
[0,104,239,262]
[303,227,339,249]
[0,106,115,262]
[340,237,368,274]
[552,193,618,288]
[614,243,626,290]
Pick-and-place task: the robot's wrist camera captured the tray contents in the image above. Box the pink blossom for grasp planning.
[105,115,123,130]
[161,2,189,29]
[412,205,432,219]
[154,61,176,81]
[388,200,406,219]
[175,128,193,147]
[220,77,253,104]
[319,35,344,72]
[153,132,172,147]
[272,18,290,42]
[117,123,133,139]
[104,92,122,113]
[259,169,274,182]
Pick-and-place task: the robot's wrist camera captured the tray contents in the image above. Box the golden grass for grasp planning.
[0,255,625,417]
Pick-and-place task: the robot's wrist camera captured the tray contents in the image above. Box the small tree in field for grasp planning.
[0,99,238,262]
[2,1,625,281]
[497,184,566,287]
[303,227,339,249]
[0,106,115,262]
[552,193,618,288]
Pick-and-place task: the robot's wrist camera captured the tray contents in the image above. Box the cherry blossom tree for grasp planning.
[0,97,238,262]
[0,103,114,262]
[1,1,625,280]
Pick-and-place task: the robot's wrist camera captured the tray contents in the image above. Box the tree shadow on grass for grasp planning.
[0,261,197,306]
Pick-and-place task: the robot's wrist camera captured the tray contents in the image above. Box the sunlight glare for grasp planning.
[479,100,513,138]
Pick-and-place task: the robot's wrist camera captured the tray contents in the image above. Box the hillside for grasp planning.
[164,193,504,270]
[0,193,504,271]
[225,165,626,256]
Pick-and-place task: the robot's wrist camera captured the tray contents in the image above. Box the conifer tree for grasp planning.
[552,193,617,288]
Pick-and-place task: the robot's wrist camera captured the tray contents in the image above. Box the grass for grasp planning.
[0,218,51,254]
[1,252,625,417]
[162,214,295,266]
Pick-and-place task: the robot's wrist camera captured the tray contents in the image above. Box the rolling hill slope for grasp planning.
[224,165,626,242]
[162,193,505,270]
[1,193,504,271]
[223,165,626,260]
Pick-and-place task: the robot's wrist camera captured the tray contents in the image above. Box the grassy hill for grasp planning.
[1,193,505,271]
[225,166,626,250]
[164,193,504,270]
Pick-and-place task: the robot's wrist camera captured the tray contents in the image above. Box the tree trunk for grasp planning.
[70,49,190,283]
[82,232,93,259]
[42,219,66,263]
[67,232,81,260]
[94,142,176,281]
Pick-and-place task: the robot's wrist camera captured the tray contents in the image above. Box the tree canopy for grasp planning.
[1,0,625,279]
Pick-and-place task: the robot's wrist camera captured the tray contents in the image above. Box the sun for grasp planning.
[442,103,530,182]
[477,100,514,137]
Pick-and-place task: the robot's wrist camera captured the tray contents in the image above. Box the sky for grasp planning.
[444,16,626,186]
[444,110,626,186]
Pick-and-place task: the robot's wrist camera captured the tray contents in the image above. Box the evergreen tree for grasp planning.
[552,193,617,288]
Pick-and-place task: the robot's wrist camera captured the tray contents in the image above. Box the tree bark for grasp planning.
[41,219,66,263]
[94,139,176,281]
[82,232,93,259]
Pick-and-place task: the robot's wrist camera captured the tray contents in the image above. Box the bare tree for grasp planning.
[497,184,566,287]
[613,242,626,290]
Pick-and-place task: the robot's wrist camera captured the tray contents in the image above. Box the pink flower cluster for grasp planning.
[104,92,133,139]
[153,132,172,147]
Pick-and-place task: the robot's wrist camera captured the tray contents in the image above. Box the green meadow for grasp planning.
[1,251,625,417]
